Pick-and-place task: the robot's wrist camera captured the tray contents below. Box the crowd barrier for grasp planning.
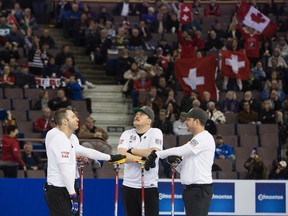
[0,178,287,216]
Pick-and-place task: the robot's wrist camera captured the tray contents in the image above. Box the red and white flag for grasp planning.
[236,0,277,38]
[220,50,250,80]
[179,4,192,24]
[174,55,218,100]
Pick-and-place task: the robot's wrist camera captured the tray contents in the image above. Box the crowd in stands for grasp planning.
[0,0,288,179]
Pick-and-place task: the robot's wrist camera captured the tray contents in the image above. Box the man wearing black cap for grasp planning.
[117,106,163,216]
[145,107,215,216]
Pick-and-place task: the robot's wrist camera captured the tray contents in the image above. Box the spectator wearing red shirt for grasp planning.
[205,0,222,16]
[237,23,263,66]
[2,125,26,177]
[131,70,152,107]
[0,65,15,88]
[178,30,196,58]
[33,107,53,137]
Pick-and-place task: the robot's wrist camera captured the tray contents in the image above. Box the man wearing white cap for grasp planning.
[145,107,215,216]
[268,160,288,179]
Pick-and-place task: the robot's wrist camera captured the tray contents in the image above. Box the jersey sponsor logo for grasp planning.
[129,135,136,143]
[189,139,199,147]
[61,151,69,158]
[155,138,162,145]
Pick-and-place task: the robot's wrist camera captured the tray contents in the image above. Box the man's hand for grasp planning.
[166,156,182,167]
[70,194,79,215]
[109,154,126,164]
[144,150,157,171]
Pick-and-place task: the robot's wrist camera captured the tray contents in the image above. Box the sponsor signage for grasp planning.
[256,183,286,213]
[210,182,235,212]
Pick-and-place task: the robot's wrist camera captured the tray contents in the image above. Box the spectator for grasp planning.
[0,65,15,88]
[32,89,50,110]
[237,101,260,124]
[71,12,89,46]
[60,56,95,88]
[262,0,278,16]
[259,100,277,124]
[48,88,72,111]
[181,90,200,112]
[141,86,163,117]
[25,29,50,76]
[153,109,174,134]
[117,48,134,84]
[250,60,266,91]
[207,101,226,124]
[214,135,236,170]
[165,101,180,122]
[122,62,141,94]
[178,29,196,58]
[113,0,135,17]
[239,90,261,112]
[14,63,36,88]
[267,47,287,69]
[65,75,92,114]
[260,80,286,103]
[236,22,263,67]
[85,20,100,57]
[131,69,151,107]
[220,90,240,113]
[141,6,157,30]
[200,91,215,111]
[112,26,129,50]
[22,142,44,170]
[62,3,81,37]
[92,28,112,65]
[78,116,111,154]
[19,8,38,30]
[55,44,75,66]
[42,57,61,78]
[6,25,25,48]
[128,28,145,49]
[204,0,221,16]
[268,160,288,179]
[33,107,53,137]
[276,37,288,61]
[205,30,223,52]
[173,112,191,136]
[0,41,19,63]
[40,28,56,49]
[1,125,26,177]
[244,149,267,179]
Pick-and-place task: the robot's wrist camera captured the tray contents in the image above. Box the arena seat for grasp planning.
[237,124,257,136]
[216,124,236,135]
[218,171,238,179]
[3,88,24,99]
[163,134,177,149]
[214,158,233,172]
[239,135,259,148]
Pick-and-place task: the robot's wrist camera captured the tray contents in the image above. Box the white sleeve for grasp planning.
[75,144,111,161]
[156,144,192,159]
[59,163,76,195]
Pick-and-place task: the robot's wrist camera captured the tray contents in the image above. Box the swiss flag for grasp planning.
[220,50,250,80]
[179,4,192,24]
[236,0,277,38]
[174,55,218,100]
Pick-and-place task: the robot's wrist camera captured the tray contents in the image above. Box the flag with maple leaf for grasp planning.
[174,54,218,100]
[220,50,250,80]
[236,0,277,38]
[179,4,192,24]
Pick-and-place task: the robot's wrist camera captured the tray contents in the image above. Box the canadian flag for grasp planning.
[174,55,218,100]
[179,4,192,24]
[236,0,277,38]
[220,50,250,80]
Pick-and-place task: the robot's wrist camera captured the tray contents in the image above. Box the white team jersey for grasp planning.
[118,128,163,189]
[45,128,79,187]
[178,131,215,185]
[158,130,215,185]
